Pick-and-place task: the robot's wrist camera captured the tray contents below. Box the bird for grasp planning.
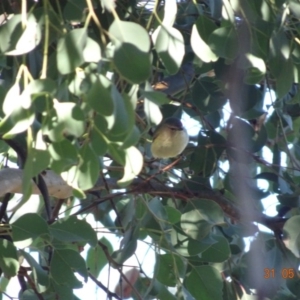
[151,117,189,159]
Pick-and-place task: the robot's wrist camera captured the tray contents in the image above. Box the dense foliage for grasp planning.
[1,0,300,299]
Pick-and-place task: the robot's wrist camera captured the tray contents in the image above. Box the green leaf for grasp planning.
[0,239,18,278]
[51,280,74,300]
[199,235,230,262]
[0,84,35,137]
[1,109,35,138]
[162,0,177,26]
[154,25,185,74]
[146,198,170,233]
[90,114,108,156]
[121,126,141,149]
[83,38,101,63]
[86,74,114,116]
[118,146,143,187]
[144,100,163,126]
[23,78,57,104]
[50,215,97,247]
[181,199,224,241]
[53,102,85,140]
[20,250,49,292]
[11,213,50,248]
[2,83,20,115]
[111,236,137,267]
[48,139,79,173]
[107,143,126,165]
[57,28,87,74]
[191,16,218,63]
[208,25,238,60]
[30,149,51,176]
[195,15,218,43]
[269,30,293,98]
[100,0,115,12]
[251,19,273,59]
[165,207,181,224]
[21,148,50,201]
[76,143,100,190]
[86,237,113,278]
[187,235,217,256]
[242,54,267,84]
[63,0,87,22]
[50,249,87,288]
[109,20,151,83]
[184,266,223,300]
[190,130,226,176]
[192,78,227,113]
[0,14,41,55]
[274,58,294,99]
[0,15,23,53]
[105,86,135,139]
[156,254,186,287]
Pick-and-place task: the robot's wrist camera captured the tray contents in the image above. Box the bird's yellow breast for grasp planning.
[151,127,189,158]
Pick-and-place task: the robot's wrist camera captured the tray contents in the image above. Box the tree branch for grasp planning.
[0,168,286,232]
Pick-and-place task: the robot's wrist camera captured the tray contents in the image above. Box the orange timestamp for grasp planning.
[264,268,295,279]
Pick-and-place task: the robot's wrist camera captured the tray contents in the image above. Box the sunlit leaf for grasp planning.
[57,28,87,74]
[118,146,143,186]
[53,101,85,140]
[191,16,218,63]
[109,20,151,83]
[154,25,185,75]
[0,14,41,55]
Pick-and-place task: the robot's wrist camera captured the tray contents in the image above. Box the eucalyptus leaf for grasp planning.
[109,20,151,83]
[50,215,97,247]
[11,213,50,248]
[154,25,185,75]
[57,28,87,74]
[208,25,238,60]
[184,266,223,300]
[118,146,143,186]
[50,249,87,288]
[0,239,19,278]
[181,199,225,241]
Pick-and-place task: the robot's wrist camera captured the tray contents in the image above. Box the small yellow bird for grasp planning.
[151,117,189,159]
